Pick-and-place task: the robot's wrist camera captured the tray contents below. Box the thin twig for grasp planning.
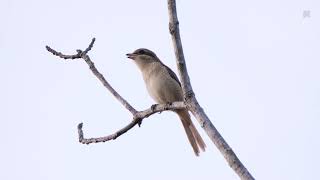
[81,37,95,55]
[167,0,255,179]
[46,39,186,144]
[46,46,81,59]
[46,38,137,115]
[78,102,186,144]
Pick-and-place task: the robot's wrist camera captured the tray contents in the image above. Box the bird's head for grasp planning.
[126,48,158,62]
[127,48,160,71]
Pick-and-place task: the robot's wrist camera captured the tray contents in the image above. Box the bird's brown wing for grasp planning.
[161,63,181,87]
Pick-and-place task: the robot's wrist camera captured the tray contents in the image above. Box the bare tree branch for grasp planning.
[46,39,186,144]
[46,45,81,59]
[47,1,255,178]
[78,102,186,144]
[46,38,137,115]
[167,0,255,179]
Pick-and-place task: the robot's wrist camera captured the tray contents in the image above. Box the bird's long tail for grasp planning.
[176,109,206,156]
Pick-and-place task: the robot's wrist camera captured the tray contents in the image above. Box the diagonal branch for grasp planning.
[46,39,186,144]
[46,38,137,115]
[167,0,255,179]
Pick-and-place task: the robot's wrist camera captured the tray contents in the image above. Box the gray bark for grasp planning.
[167,0,255,179]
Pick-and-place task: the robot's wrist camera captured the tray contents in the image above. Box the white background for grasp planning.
[1,0,319,179]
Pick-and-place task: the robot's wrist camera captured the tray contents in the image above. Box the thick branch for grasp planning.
[167,1,193,99]
[167,0,255,179]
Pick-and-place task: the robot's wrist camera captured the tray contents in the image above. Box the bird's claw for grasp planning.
[164,102,172,110]
[151,104,157,112]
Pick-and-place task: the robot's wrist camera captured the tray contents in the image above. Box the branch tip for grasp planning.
[78,122,83,129]
[82,37,96,55]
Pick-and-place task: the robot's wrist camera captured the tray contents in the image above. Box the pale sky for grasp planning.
[1,0,319,179]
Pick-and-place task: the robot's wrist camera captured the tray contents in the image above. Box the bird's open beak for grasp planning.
[126,53,137,60]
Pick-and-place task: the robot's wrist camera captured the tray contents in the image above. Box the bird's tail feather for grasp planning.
[176,110,206,156]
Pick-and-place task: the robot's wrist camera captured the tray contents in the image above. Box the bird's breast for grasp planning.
[142,63,183,103]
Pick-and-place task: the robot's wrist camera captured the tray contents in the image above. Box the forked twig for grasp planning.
[46,38,186,144]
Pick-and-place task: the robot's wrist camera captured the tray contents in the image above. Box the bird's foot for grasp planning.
[164,102,172,110]
[151,104,158,112]
[159,102,172,114]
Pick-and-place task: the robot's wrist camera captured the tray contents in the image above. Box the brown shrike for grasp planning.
[127,48,206,156]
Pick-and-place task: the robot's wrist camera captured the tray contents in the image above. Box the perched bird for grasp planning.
[127,48,206,156]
